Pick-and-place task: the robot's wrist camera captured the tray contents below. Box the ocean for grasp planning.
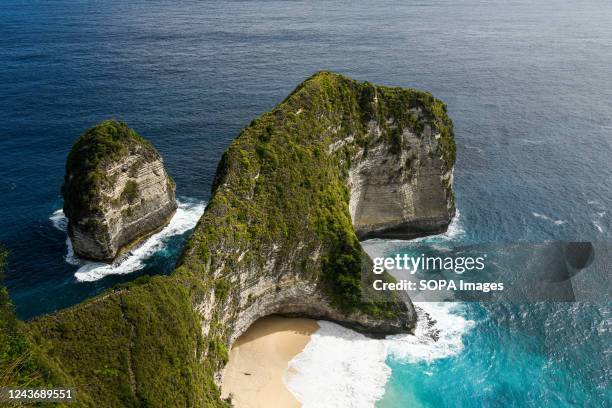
[0,0,610,406]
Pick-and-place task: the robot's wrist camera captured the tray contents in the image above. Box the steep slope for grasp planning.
[1,249,87,407]
[15,72,454,407]
[63,120,177,261]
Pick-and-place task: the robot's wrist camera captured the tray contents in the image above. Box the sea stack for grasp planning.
[62,120,177,261]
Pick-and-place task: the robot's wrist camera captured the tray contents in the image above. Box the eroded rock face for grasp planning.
[63,120,177,261]
[186,72,457,349]
[348,119,455,240]
[214,248,415,348]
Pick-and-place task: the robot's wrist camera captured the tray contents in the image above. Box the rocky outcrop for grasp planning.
[186,72,456,348]
[348,119,455,240]
[218,252,414,346]
[62,120,177,261]
[22,72,455,406]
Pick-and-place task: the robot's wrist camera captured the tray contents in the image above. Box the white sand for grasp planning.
[221,316,319,408]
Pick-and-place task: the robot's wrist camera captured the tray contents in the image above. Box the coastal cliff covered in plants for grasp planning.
[0,72,455,407]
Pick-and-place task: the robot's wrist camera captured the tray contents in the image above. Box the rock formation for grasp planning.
[348,118,455,239]
[62,120,177,261]
[15,72,455,407]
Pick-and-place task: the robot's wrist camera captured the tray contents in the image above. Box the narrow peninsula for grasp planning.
[0,72,455,407]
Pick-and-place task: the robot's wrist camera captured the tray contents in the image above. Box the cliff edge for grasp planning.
[13,72,455,407]
[62,120,177,261]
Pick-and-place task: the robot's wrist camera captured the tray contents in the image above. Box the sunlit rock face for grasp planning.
[348,119,455,240]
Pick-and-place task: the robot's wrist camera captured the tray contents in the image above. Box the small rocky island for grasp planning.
[62,120,177,261]
[2,72,456,406]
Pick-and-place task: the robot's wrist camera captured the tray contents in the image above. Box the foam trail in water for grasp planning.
[532,212,566,225]
[592,221,604,233]
[360,209,465,257]
[50,209,81,265]
[50,199,205,282]
[285,303,474,407]
[587,201,607,234]
[410,208,465,243]
[50,209,67,231]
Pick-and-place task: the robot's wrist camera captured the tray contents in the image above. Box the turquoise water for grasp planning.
[380,301,610,407]
[1,0,610,405]
[373,223,611,406]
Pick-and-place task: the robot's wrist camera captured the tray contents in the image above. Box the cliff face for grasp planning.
[20,72,455,407]
[62,121,177,261]
[348,120,455,239]
[186,72,461,346]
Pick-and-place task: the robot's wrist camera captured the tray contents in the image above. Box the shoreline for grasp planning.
[221,316,319,408]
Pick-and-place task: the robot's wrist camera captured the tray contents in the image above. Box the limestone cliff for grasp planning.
[14,72,455,407]
[62,120,177,261]
[348,113,455,239]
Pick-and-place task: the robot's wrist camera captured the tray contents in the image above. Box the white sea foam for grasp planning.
[285,321,391,408]
[49,199,205,282]
[592,221,604,233]
[412,207,465,242]
[50,209,81,265]
[50,209,68,231]
[586,201,607,233]
[286,208,473,407]
[286,302,474,407]
[532,212,566,225]
[385,302,474,363]
[518,138,545,145]
[360,209,465,258]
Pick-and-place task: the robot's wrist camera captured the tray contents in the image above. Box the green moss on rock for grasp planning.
[184,71,454,314]
[62,120,177,261]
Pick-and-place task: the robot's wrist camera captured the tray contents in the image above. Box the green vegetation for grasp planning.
[0,72,454,407]
[121,180,139,204]
[0,249,39,389]
[0,249,76,407]
[185,71,455,314]
[27,276,229,407]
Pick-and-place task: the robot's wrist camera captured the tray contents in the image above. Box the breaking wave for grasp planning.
[50,198,205,282]
[285,303,474,407]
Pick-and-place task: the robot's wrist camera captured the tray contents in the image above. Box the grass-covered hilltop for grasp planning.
[0,72,455,407]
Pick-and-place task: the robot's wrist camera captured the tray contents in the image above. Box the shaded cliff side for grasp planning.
[63,120,177,261]
[5,72,454,407]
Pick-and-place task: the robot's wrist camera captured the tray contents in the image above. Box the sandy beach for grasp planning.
[221,316,319,408]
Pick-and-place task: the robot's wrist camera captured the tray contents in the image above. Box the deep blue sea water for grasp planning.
[1,0,610,406]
